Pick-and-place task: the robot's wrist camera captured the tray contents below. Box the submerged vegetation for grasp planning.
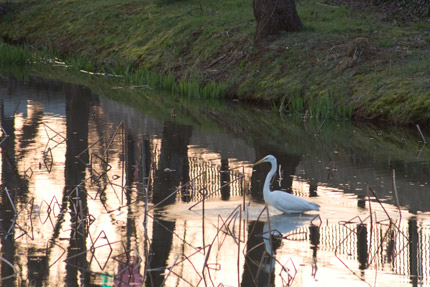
[0,0,430,123]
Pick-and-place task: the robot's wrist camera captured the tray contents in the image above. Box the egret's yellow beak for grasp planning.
[253,158,266,166]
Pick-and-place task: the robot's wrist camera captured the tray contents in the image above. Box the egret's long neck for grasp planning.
[264,159,277,196]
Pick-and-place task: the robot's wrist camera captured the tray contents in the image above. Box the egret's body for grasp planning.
[254,155,320,213]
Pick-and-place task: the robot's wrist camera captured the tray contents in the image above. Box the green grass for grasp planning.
[0,42,32,65]
[1,0,430,123]
[300,4,373,34]
[377,39,395,47]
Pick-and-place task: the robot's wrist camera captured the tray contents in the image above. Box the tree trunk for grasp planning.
[253,0,302,40]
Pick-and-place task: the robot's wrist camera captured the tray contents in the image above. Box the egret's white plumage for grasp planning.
[254,155,320,213]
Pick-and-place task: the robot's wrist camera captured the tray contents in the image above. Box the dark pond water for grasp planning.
[0,72,429,287]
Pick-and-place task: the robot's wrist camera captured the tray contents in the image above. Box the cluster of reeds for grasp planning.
[0,42,32,65]
[286,92,353,120]
[0,41,226,99]
[39,50,227,99]
[129,68,226,99]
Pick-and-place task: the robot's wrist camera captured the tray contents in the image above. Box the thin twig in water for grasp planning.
[202,172,206,255]
[47,240,66,268]
[42,123,67,151]
[416,143,426,159]
[315,116,328,136]
[0,125,9,146]
[266,206,273,284]
[416,124,427,144]
[242,166,246,211]
[391,169,402,223]
[280,258,297,287]
[311,214,322,227]
[11,198,35,240]
[161,254,182,286]
[237,206,242,287]
[104,122,125,158]
[0,256,20,281]
[5,187,17,215]
[368,186,391,221]
[168,247,204,284]
[167,270,195,287]
[367,187,373,268]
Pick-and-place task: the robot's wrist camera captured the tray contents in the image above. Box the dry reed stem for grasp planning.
[4,187,17,214]
[311,214,322,227]
[42,123,67,150]
[43,147,53,173]
[168,248,204,283]
[104,122,125,158]
[202,172,206,256]
[416,124,427,144]
[166,270,195,286]
[0,124,9,146]
[12,198,35,240]
[47,240,66,268]
[161,254,182,286]
[89,230,115,271]
[391,169,402,223]
[279,258,297,287]
[0,256,20,281]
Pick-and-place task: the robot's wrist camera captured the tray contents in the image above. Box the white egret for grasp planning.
[254,155,320,213]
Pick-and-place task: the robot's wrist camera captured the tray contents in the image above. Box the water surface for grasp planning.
[0,73,429,286]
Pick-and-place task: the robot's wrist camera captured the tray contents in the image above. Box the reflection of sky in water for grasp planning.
[0,76,429,286]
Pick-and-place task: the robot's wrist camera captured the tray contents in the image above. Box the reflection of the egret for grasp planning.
[263,213,315,256]
[264,214,315,235]
[243,213,315,286]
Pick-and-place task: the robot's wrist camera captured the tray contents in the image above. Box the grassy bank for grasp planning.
[1,0,429,124]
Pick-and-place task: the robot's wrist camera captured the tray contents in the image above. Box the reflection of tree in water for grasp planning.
[152,121,192,205]
[1,95,54,286]
[357,224,368,271]
[110,131,143,285]
[1,80,76,286]
[1,97,36,285]
[146,121,192,287]
[0,99,19,286]
[64,85,91,286]
[309,224,320,278]
[27,247,49,287]
[220,157,231,200]
[16,102,44,157]
[409,218,419,287]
